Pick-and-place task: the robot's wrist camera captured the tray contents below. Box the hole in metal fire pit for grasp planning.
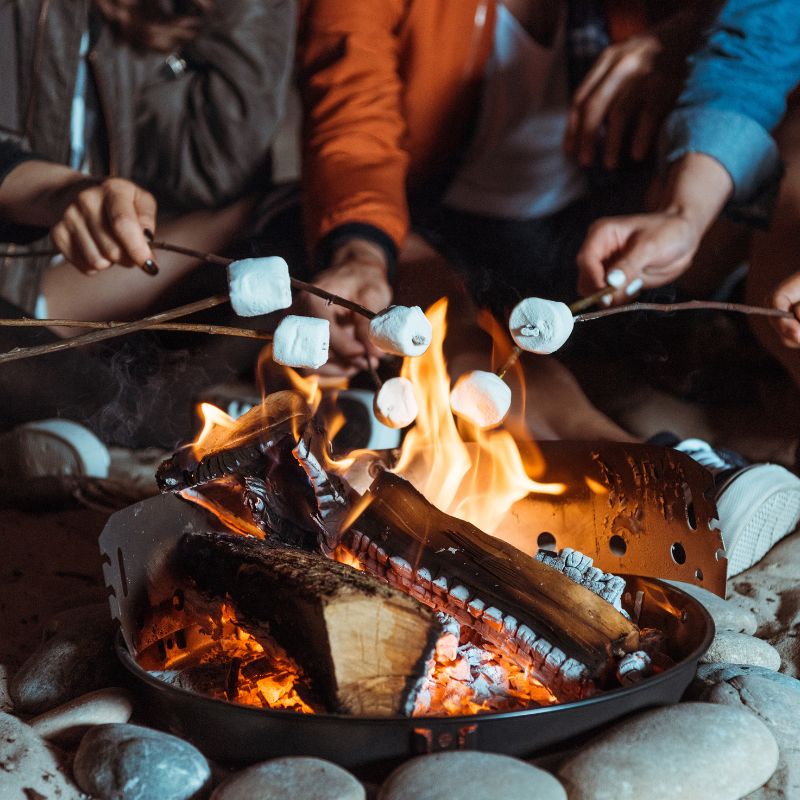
[609,535,627,556]
[117,547,129,598]
[694,568,703,581]
[536,531,557,551]
[715,548,726,562]
[671,542,687,565]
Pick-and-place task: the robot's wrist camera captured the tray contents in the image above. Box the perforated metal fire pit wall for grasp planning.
[100,441,719,772]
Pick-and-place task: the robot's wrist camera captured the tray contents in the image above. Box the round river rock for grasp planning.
[29,687,133,746]
[700,631,781,670]
[379,752,567,800]
[666,580,757,634]
[73,723,211,800]
[557,702,778,799]
[10,602,118,715]
[211,756,365,800]
[0,710,82,799]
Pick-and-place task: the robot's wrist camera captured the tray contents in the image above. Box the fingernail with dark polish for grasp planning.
[142,259,159,276]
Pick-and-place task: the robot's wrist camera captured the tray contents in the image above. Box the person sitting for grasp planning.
[296,0,800,576]
[0,0,296,445]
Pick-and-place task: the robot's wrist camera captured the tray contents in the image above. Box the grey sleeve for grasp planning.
[132,0,297,210]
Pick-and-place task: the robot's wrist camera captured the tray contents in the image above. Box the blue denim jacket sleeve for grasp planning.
[664,0,800,205]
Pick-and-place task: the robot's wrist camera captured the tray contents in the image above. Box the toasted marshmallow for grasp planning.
[509,297,574,354]
[272,315,329,369]
[368,306,432,357]
[373,377,419,429]
[449,370,511,428]
[227,257,292,317]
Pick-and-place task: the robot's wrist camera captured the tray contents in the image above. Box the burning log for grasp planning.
[176,532,443,716]
[345,471,639,693]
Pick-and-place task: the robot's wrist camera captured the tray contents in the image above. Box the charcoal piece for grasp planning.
[177,532,443,716]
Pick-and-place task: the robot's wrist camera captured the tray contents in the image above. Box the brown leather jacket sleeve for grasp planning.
[299,0,411,255]
[132,0,296,210]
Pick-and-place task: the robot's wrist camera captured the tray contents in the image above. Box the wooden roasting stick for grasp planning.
[0,294,229,365]
[0,240,378,365]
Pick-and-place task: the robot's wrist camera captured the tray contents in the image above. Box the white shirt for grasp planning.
[445,3,586,219]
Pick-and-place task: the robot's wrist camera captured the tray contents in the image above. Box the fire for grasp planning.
[192,402,236,459]
[392,299,564,535]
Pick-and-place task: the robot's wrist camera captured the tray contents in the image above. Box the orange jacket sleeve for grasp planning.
[298,0,411,259]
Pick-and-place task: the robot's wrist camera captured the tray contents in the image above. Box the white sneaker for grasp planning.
[674,438,800,577]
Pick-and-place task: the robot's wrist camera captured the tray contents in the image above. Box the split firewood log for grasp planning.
[346,471,639,688]
[176,532,443,716]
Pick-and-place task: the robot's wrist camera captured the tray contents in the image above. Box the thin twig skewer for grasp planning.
[0,294,229,365]
[0,317,272,340]
[9,240,379,320]
[574,300,794,323]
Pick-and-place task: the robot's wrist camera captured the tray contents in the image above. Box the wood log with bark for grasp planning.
[176,532,443,716]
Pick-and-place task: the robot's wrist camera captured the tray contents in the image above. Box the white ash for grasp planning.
[272,315,330,369]
[373,377,419,429]
[368,305,432,357]
[509,297,574,354]
[449,370,511,428]
[227,256,292,317]
[536,548,626,609]
[616,651,652,686]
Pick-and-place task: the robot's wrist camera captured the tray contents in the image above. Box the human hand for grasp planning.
[771,272,800,348]
[304,239,393,376]
[576,210,702,303]
[564,31,685,169]
[51,177,157,274]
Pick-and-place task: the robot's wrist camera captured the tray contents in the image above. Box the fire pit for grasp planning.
[101,439,715,771]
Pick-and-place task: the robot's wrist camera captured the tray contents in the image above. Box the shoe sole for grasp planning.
[718,464,800,577]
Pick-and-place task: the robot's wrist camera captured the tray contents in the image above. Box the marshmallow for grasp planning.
[508,297,574,354]
[227,257,292,317]
[449,370,511,429]
[272,315,330,369]
[373,377,419,429]
[368,306,432,357]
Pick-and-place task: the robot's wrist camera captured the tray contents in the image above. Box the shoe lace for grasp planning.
[675,439,733,472]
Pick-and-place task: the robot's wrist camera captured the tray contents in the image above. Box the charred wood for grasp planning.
[177,532,443,716]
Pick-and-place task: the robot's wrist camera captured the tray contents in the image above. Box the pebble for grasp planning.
[0,710,82,799]
[690,663,800,698]
[211,757,365,800]
[73,723,211,800]
[29,687,134,746]
[557,702,778,799]
[666,580,757,634]
[10,603,118,715]
[379,752,567,800]
[689,667,800,800]
[700,631,781,671]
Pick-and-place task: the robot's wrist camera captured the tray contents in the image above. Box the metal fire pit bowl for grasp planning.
[115,575,712,773]
[101,437,720,773]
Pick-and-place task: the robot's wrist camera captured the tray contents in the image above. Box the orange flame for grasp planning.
[192,402,236,459]
[392,299,564,535]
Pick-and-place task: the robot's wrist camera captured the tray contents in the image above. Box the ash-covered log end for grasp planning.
[177,531,443,716]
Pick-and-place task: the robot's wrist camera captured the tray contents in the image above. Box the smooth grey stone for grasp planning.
[690,663,800,699]
[74,723,211,800]
[379,752,566,800]
[29,687,134,746]
[211,757,364,800]
[666,580,757,634]
[10,603,117,715]
[700,631,781,670]
[558,702,778,800]
[696,672,800,799]
[0,711,82,799]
